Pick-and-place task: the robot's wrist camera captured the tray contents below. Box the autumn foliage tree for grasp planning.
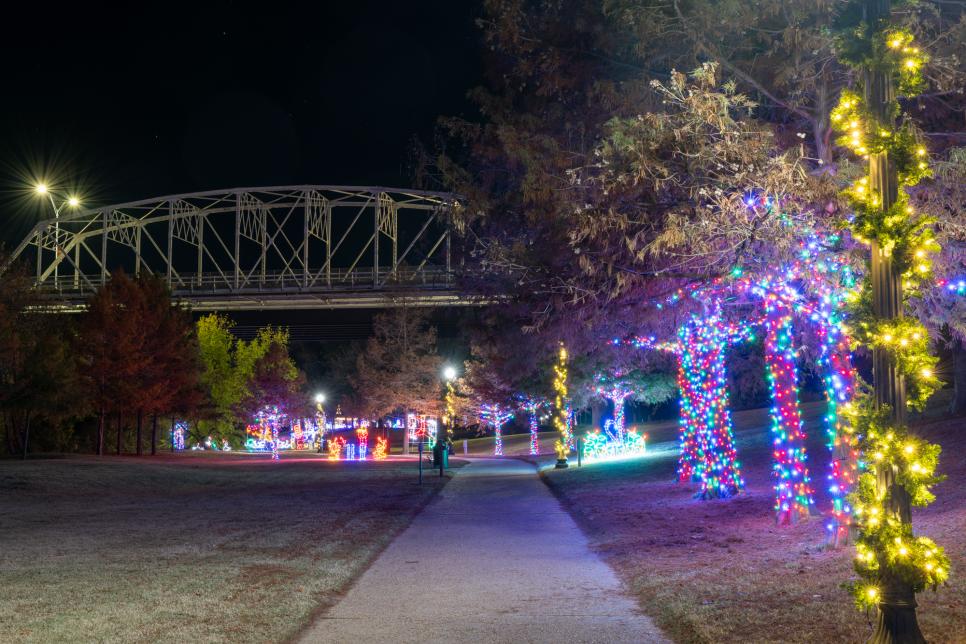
[351,306,442,418]
[76,272,203,455]
[195,316,297,445]
[235,340,306,423]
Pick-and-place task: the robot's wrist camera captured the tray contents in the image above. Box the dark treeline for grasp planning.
[0,263,205,457]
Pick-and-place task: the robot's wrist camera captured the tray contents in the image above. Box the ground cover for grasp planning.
[542,402,965,643]
[0,453,455,643]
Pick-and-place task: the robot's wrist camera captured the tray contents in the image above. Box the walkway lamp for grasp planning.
[314,393,326,453]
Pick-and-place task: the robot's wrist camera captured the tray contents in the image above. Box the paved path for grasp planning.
[299,458,668,644]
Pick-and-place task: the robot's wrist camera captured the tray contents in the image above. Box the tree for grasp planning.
[236,340,306,422]
[911,147,966,414]
[75,273,204,455]
[196,314,241,442]
[351,306,442,418]
[76,272,145,456]
[195,316,292,446]
[0,259,80,457]
[605,0,964,165]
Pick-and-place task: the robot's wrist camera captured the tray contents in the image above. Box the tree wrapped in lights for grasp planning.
[763,305,814,524]
[479,403,514,456]
[594,378,634,443]
[832,3,949,635]
[519,396,547,456]
[676,312,749,499]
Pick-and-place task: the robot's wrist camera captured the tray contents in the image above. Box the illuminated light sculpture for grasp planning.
[346,443,356,460]
[581,427,647,463]
[172,421,187,451]
[552,343,571,467]
[595,378,634,443]
[253,407,284,461]
[327,435,345,461]
[480,403,514,456]
[356,424,369,460]
[373,436,388,460]
[407,413,438,449]
[763,305,814,523]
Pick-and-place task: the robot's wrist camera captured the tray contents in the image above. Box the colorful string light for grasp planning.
[356,425,369,460]
[763,306,814,523]
[172,421,186,451]
[480,403,514,456]
[519,396,546,455]
[327,435,345,460]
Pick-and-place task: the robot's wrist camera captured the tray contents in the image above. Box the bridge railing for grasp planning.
[35,267,457,299]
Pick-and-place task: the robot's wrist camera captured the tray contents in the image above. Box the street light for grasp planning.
[443,365,457,381]
[33,182,82,286]
[313,393,327,454]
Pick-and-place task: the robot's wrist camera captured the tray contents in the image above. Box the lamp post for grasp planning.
[314,393,326,453]
[34,183,81,287]
[437,365,458,472]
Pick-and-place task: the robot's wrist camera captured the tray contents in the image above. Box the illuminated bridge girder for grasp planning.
[8,186,466,311]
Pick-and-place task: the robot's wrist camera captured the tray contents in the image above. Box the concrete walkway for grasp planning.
[299,458,668,644]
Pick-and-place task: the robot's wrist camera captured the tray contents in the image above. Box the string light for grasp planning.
[553,343,571,465]
[356,424,369,460]
[519,396,546,455]
[764,307,814,523]
[832,16,949,610]
[480,403,513,456]
[172,421,186,451]
[327,435,345,461]
[373,436,388,460]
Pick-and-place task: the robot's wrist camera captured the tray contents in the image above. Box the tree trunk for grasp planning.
[5,413,18,456]
[151,415,158,456]
[170,417,176,452]
[21,412,32,460]
[97,410,105,456]
[591,398,604,430]
[116,412,123,455]
[951,339,966,415]
[136,409,143,456]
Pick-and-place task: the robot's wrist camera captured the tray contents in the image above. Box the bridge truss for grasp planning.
[8,186,463,310]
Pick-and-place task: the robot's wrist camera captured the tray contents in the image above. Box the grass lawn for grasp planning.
[0,452,456,643]
[542,402,965,644]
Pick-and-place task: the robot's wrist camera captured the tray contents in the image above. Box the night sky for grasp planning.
[0,1,483,245]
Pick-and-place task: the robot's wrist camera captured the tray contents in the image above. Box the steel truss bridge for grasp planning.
[8,186,465,311]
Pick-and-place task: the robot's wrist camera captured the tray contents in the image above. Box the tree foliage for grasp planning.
[351,306,442,417]
[0,259,79,456]
[195,315,301,445]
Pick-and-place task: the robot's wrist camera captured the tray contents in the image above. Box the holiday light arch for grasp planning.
[630,249,860,538]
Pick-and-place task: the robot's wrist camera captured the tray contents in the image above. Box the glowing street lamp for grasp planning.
[443,365,457,381]
[33,182,82,285]
[313,392,327,454]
